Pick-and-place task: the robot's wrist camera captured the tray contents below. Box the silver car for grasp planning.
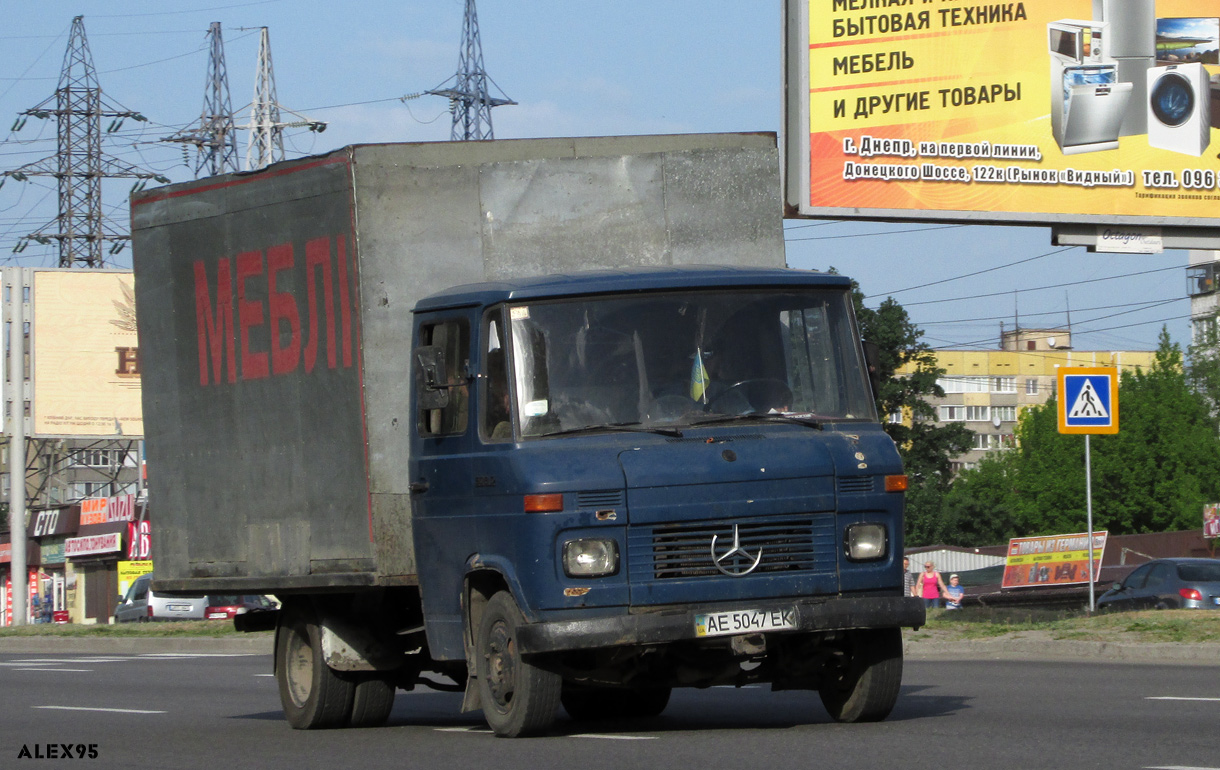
[114,573,206,622]
[1097,558,1220,612]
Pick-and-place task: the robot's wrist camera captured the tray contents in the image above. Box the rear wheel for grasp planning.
[475,591,561,737]
[818,628,903,723]
[561,683,671,721]
[348,675,396,727]
[276,603,356,729]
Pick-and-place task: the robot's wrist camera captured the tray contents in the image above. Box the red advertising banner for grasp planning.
[1002,531,1108,589]
[1205,504,1220,539]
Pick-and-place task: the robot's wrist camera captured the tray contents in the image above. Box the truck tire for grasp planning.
[348,675,396,728]
[276,606,356,729]
[475,591,561,737]
[818,628,902,723]
[561,683,671,721]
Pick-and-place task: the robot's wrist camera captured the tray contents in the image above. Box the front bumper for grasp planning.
[516,595,925,655]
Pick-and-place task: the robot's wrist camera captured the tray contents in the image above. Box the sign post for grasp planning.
[1058,367,1118,612]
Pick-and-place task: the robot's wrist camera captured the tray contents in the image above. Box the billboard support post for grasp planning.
[6,268,27,626]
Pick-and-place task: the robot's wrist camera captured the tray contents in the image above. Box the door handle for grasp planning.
[409,481,429,494]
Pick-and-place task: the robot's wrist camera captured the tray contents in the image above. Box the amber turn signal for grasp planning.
[524,493,564,513]
[884,475,908,492]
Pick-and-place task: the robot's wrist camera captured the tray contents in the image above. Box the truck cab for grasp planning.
[408,266,923,735]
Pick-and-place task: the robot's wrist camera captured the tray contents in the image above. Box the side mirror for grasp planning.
[861,339,883,402]
[414,345,450,410]
[1111,582,1123,592]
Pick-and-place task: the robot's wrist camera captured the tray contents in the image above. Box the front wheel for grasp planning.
[475,592,561,737]
[818,628,903,723]
[276,603,356,729]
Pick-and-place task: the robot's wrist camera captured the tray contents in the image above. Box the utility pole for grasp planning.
[243,27,326,171]
[427,0,515,141]
[164,22,240,178]
[2,16,168,267]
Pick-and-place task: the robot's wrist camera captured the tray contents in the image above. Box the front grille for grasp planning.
[630,514,835,580]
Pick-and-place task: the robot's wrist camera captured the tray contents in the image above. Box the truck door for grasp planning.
[410,313,477,658]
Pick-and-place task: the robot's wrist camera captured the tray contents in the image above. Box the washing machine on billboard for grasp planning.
[1147,63,1211,156]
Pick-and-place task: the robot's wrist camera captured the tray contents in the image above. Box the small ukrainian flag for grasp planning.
[690,349,709,402]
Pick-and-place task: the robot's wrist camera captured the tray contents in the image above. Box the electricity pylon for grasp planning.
[427,0,515,141]
[164,22,240,178]
[242,27,326,171]
[2,16,168,267]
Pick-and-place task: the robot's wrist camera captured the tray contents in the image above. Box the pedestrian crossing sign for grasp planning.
[1058,367,1119,434]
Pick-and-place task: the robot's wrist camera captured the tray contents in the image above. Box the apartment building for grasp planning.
[898,329,1155,472]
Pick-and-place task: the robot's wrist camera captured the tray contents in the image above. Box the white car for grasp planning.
[114,573,206,622]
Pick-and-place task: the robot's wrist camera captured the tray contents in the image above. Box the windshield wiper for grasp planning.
[536,421,685,438]
[689,413,824,430]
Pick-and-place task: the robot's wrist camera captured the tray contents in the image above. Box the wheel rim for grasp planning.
[285,624,314,708]
[484,618,516,712]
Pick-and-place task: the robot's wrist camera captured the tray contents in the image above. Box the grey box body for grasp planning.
[131,134,786,593]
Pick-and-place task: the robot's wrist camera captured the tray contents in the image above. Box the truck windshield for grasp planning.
[506,288,875,437]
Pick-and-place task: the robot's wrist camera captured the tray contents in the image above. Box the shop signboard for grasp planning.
[29,507,79,538]
[117,560,154,599]
[79,494,137,526]
[784,0,1220,228]
[64,532,122,558]
[1002,531,1108,588]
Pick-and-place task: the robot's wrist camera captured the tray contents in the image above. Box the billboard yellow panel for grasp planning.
[786,0,1220,225]
[32,270,143,437]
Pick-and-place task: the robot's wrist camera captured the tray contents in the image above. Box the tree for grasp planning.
[852,290,973,545]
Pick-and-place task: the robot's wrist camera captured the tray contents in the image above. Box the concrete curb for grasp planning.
[1,634,1216,665]
[0,635,274,655]
[906,638,1220,665]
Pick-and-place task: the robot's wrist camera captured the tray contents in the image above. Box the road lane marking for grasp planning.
[1144,766,1220,769]
[1146,697,1220,702]
[35,706,166,714]
[571,734,657,741]
[255,673,274,677]
[14,668,93,672]
[434,726,493,734]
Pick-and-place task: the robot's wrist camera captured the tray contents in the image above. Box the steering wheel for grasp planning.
[705,378,792,413]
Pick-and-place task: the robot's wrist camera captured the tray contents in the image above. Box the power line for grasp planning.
[785,224,965,242]
[896,263,1183,308]
[873,247,1075,296]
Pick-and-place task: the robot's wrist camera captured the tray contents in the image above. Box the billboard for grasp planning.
[1205,503,1220,538]
[1002,531,1108,588]
[31,270,142,437]
[784,0,1220,227]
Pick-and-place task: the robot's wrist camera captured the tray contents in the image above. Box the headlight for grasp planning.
[563,538,619,577]
[846,524,887,561]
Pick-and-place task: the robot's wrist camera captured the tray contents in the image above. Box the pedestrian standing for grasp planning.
[916,561,947,609]
[902,557,915,598]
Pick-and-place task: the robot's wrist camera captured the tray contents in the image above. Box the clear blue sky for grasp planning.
[0,0,1191,352]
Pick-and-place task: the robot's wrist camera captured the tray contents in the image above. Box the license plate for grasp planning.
[695,607,796,637]
[168,604,191,612]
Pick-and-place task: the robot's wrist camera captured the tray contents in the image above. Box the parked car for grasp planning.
[1096,558,1220,612]
[114,573,207,622]
[204,595,277,620]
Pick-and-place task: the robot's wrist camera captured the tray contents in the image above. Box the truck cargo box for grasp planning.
[132,133,787,594]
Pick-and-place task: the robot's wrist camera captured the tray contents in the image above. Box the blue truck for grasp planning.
[132,134,924,737]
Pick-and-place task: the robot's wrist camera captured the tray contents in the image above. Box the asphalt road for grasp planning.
[1,651,1216,770]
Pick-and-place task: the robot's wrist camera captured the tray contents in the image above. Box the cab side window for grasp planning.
[1123,563,1153,590]
[418,319,470,437]
[481,314,513,442]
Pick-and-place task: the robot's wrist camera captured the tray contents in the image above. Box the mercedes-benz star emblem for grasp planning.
[710,525,762,577]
